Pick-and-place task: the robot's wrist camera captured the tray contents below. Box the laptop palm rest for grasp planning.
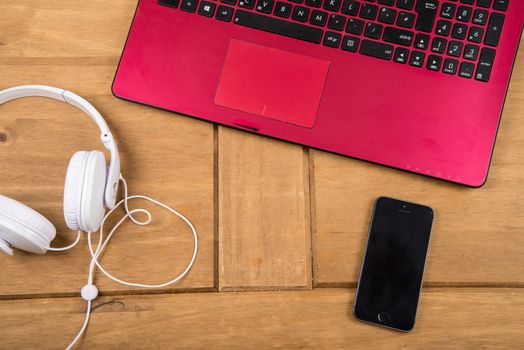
[214,39,330,128]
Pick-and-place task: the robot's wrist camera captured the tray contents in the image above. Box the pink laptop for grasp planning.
[113,0,524,187]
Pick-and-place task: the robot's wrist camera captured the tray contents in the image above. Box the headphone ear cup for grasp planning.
[64,151,107,232]
[0,195,56,254]
[64,151,88,231]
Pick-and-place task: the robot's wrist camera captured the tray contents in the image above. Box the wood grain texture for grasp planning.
[1,0,134,59]
[313,37,524,286]
[218,128,312,290]
[1,289,523,349]
[0,0,215,296]
[1,0,524,348]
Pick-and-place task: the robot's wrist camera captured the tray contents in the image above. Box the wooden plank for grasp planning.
[0,289,522,349]
[0,0,135,59]
[0,0,214,296]
[312,38,524,286]
[0,92,215,296]
[218,128,311,290]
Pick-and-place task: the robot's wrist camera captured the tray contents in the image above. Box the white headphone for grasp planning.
[0,85,198,349]
[0,85,121,255]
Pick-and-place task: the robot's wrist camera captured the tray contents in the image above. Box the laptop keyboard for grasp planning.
[158,0,510,82]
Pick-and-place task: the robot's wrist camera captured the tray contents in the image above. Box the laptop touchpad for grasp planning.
[214,40,330,128]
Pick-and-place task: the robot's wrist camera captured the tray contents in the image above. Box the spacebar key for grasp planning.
[233,10,323,44]
[359,40,394,60]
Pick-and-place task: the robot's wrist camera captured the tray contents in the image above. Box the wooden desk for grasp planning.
[1,1,523,349]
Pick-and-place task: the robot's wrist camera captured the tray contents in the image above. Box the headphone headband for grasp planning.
[0,85,120,209]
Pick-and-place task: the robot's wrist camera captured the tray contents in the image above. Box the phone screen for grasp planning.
[354,197,434,332]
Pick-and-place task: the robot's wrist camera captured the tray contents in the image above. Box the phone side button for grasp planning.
[378,311,391,323]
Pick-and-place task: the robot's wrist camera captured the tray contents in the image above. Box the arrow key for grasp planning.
[394,47,410,64]
[409,51,426,68]
[415,33,430,50]
[426,54,442,72]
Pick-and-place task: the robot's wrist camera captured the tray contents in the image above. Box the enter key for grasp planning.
[415,0,439,33]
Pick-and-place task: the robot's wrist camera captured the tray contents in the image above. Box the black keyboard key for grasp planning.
[341,35,360,52]
[460,0,475,4]
[365,23,383,39]
[452,23,468,40]
[436,20,452,36]
[397,11,415,28]
[198,1,216,16]
[256,0,273,13]
[324,0,342,12]
[328,14,346,31]
[443,58,459,75]
[410,51,425,67]
[159,0,180,8]
[431,37,447,53]
[379,7,397,24]
[447,40,463,57]
[468,27,484,43]
[360,40,394,60]
[440,3,456,19]
[233,9,324,43]
[415,0,438,33]
[426,55,442,71]
[216,5,234,21]
[221,0,236,4]
[473,9,488,25]
[493,0,509,11]
[292,6,310,22]
[346,18,364,34]
[306,0,322,7]
[463,44,480,60]
[239,0,256,8]
[477,0,492,8]
[379,0,395,5]
[476,47,496,82]
[415,33,430,49]
[485,12,504,47]
[456,6,472,22]
[459,61,475,78]
[180,0,199,12]
[310,10,328,26]
[342,0,361,15]
[394,47,410,63]
[396,0,415,10]
[360,3,379,20]
[383,27,414,46]
[323,31,342,48]
[289,0,304,3]
[274,1,292,17]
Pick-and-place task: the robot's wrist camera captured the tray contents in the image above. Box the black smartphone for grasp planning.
[353,197,434,332]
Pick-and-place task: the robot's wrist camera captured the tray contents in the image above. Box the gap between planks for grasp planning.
[213,125,220,291]
[2,283,523,302]
[307,148,318,289]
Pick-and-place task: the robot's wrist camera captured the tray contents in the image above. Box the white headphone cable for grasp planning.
[48,231,82,251]
[65,176,199,349]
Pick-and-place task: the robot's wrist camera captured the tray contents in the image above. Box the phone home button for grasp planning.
[378,311,391,323]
